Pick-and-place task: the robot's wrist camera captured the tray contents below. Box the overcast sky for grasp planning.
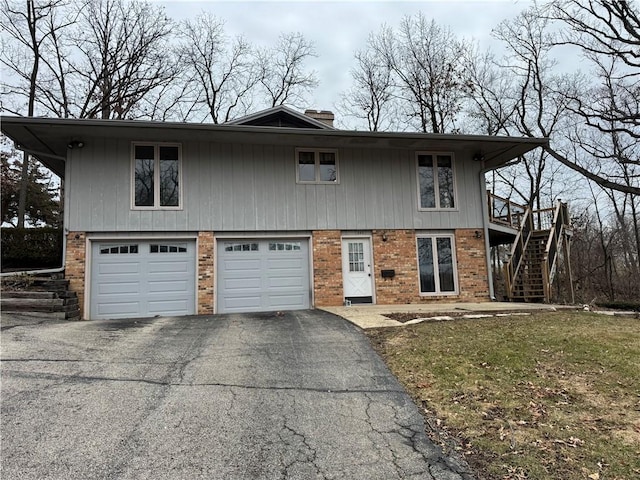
[159,0,534,114]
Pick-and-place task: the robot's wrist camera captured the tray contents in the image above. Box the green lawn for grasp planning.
[366,312,640,480]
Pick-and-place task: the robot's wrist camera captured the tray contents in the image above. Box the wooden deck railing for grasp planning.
[487,191,527,229]
[503,199,572,302]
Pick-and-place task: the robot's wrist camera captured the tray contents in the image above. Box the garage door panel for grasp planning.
[96,301,141,317]
[265,258,304,269]
[267,276,305,288]
[91,240,195,320]
[98,282,140,295]
[267,294,307,309]
[147,260,190,274]
[147,299,190,315]
[218,239,310,313]
[147,279,189,293]
[224,278,261,290]
[223,296,263,311]
[98,262,141,274]
[222,258,261,271]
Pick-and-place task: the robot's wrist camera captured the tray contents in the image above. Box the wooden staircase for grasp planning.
[1,274,81,320]
[504,201,572,302]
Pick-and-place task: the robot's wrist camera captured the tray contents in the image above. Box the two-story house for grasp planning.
[1,106,547,319]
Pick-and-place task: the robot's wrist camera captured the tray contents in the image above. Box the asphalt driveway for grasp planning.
[1,310,473,479]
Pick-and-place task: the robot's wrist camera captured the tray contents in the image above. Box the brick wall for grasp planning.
[455,229,490,301]
[371,229,490,304]
[312,230,343,306]
[65,232,86,319]
[198,232,214,314]
[372,229,420,304]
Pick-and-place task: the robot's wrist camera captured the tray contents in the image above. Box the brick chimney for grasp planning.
[304,109,335,127]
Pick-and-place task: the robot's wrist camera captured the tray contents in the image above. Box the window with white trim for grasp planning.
[296,149,338,183]
[417,153,455,209]
[133,143,182,208]
[417,234,458,294]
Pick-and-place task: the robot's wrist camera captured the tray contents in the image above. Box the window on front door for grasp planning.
[133,143,181,209]
[417,152,456,209]
[417,235,458,294]
[296,149,338,184]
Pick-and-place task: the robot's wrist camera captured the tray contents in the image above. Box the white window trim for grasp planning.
[131,142,183,210]
[295,148,340,184]
[416,233,459,296]
[415,151,458,211]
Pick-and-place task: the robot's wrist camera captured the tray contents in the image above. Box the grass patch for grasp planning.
[366,312,640,480]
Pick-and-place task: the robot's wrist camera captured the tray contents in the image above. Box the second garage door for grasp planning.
[217,239,310,313]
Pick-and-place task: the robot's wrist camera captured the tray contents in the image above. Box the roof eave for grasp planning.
[0,116,549,177]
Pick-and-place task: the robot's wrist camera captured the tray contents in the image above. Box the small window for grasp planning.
[417,235,458,294]
[100,244,139,255]
[224,242,259,252]
[150,244,187,253]
[296,149,338,184]
[133,143,181,209]
[268,242,302,251]
[348,242,365,272]
[417,153,456,209]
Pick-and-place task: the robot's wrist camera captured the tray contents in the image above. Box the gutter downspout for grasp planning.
[0,145,67,277]
[480,157,523,301]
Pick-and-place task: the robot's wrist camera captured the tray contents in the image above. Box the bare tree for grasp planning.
[3,0,178,120]
[176,13,258,123]
[462,48,518,136]
[338,45,397,131]
[256,32,318,108]
[362,14,471,133]
[476,6,578,208]
[541,0,640,195]
[69,0,176,119]
[0,0,71,227]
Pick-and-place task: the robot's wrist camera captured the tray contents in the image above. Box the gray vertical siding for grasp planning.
[66,137,485,232]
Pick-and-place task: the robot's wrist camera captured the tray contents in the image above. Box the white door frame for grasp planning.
[341,235,375,304]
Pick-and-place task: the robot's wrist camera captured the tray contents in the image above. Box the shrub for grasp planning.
[1,227,63,270]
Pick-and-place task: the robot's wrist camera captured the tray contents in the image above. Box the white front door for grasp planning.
[342,238,373,304]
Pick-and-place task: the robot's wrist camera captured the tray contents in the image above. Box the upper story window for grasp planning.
[132,143,182,209]
[296,149,338,184]
[416,152,456,210]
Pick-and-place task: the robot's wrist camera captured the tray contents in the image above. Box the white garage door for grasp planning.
[217,239,310,313]
[90,240,196,320]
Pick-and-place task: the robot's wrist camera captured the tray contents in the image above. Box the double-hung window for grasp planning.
[296,149,338,184]
[416,234,458,295]
[417,152,456,209]
[132,143,182,209]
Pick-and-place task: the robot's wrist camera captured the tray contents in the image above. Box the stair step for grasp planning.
[2,291,57,299]
[1,298,79,312]
[0,272,80,320]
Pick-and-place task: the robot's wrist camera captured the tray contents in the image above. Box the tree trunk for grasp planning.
[17,0,39,228]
